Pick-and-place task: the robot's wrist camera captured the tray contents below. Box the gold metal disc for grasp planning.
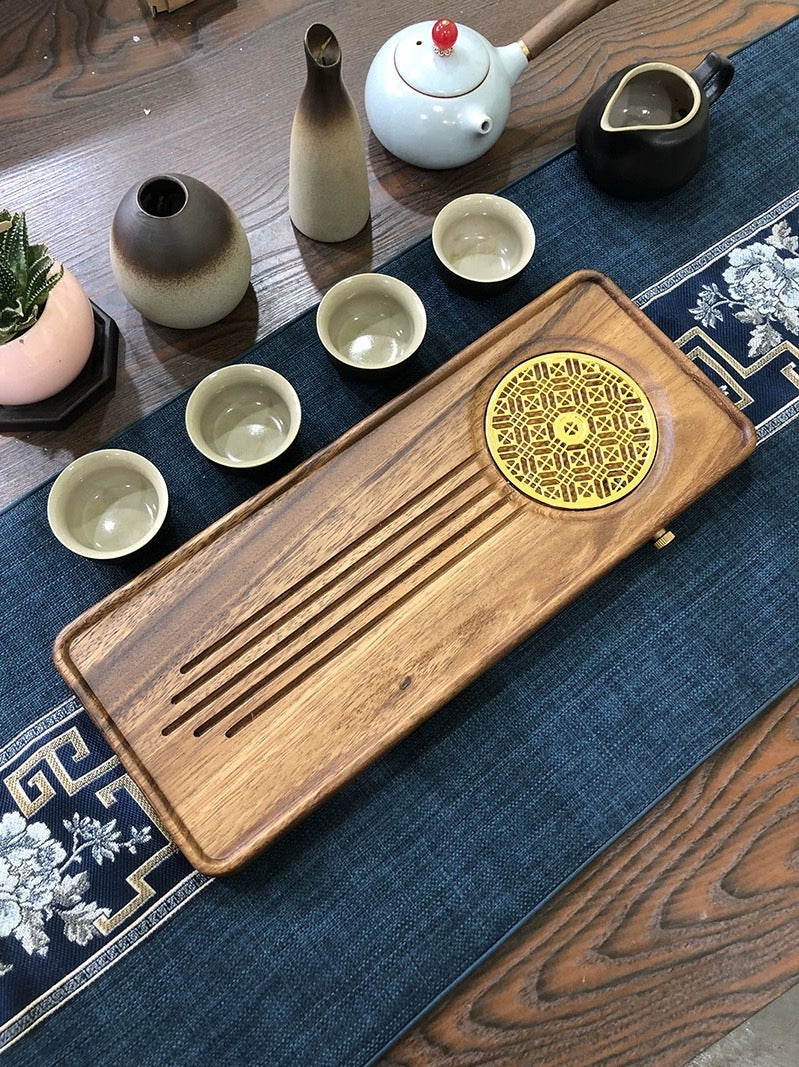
[485,352,658,509]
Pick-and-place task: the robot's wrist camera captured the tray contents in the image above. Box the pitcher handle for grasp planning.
[691,51,734,105]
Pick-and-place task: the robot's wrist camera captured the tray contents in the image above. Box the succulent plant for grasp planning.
[0,210,63,345]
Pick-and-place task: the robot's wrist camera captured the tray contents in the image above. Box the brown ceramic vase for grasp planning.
[109,173,252,329]
[288,25,370,243]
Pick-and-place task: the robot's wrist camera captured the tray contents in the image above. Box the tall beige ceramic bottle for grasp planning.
[288,24,370,243]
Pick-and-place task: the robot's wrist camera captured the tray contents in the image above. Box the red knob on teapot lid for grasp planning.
[432,18,458,54]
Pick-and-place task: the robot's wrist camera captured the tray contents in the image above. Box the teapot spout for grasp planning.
[496,42,529,88]
[465,111,495,137]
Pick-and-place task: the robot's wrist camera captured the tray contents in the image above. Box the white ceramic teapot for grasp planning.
[365,0,618,169]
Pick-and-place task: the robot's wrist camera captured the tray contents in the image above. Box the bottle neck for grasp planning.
[304,24,342,84]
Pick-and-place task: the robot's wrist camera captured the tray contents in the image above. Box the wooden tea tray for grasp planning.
[54,271,755,875]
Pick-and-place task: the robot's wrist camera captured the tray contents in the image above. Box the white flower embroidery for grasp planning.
[689,220,799,359]
[0,810,151,975]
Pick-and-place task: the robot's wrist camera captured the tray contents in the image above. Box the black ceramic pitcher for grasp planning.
[575,51,734,200]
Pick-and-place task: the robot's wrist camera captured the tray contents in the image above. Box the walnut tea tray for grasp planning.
[54,271,756,875]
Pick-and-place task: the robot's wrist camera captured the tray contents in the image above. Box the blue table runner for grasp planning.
[1,17,798,1065]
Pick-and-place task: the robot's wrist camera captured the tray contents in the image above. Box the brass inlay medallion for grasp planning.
[485,352,658,509]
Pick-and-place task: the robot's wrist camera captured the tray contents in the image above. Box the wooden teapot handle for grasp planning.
[520,0,619,62]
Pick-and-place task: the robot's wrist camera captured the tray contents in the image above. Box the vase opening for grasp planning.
[138,176,188,218]
[306,23,340,67]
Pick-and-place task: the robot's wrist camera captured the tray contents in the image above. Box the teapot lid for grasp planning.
[394,19,491,98]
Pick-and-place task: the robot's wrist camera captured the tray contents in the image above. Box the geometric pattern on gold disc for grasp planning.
[485,352,658,509]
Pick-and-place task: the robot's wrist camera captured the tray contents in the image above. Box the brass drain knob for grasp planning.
[485,352,658,509]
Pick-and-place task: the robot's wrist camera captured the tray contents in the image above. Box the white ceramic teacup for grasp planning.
[185,363,301,468]
[316,273,427,373]
[47,448,169,560]
[432,193,536,289]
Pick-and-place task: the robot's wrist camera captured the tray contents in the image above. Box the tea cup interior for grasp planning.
[47,449,168,559]
[432,194,536,285]
[316,275,427,371]
[185,364,301,467]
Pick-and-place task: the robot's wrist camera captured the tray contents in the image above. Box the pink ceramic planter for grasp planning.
[0,267,95,407]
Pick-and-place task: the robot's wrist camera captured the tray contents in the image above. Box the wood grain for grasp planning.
[2,0,798,1060]
[519,0,620,60]
[0,0,794,508]
[53,272,755,874]
[379,684,799,1066]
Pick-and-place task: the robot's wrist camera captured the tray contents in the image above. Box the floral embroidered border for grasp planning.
[0,696,209,1050]
[636,188,799,442]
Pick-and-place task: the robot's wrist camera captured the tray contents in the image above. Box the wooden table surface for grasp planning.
[2,1,798,1063]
